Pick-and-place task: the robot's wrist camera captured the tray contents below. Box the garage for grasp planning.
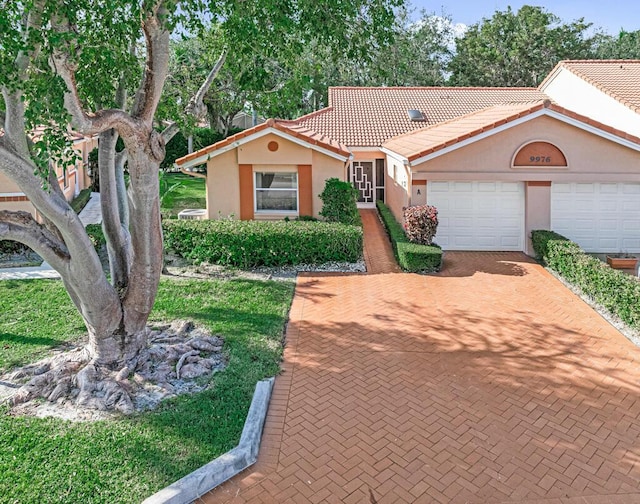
[551,182,640,252]
[427,181,525,251]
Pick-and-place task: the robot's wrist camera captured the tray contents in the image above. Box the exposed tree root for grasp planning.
[1,321,225,421]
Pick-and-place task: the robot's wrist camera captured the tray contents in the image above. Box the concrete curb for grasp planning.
[142,377,275,504]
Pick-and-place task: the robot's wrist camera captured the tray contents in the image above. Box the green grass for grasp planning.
[160,172,206,217]
[0,276,294,504]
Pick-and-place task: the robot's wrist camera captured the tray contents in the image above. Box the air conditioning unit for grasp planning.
[177,209,206,220]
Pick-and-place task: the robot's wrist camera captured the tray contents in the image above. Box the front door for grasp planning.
[350,160,385,208]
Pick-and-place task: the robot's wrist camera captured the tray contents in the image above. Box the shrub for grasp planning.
[163,219,363,268]
[377,201,442,272]
[531,229,640,330]
[319,178,361,226]
[403,205,438,245]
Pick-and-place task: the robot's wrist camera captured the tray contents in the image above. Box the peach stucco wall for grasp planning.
[238,133,312,166]
[311,151,345,218]
[524,183,551,255]
[205,137,346,220]
[411,115,640,182]
[206,149,240,219]
[385,155,410,222]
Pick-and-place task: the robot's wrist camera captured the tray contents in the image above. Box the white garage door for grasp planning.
[427,181,525,250]
[551,183,640,252]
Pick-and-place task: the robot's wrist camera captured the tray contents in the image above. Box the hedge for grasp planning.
[376,201,442,272]
[531,229,640,330]
[163,219,363,268]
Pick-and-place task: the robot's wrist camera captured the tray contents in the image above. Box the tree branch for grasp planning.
[185,49,228,119]
[98,129,131,291]
[130,3,171,123]
[0,210,70,272]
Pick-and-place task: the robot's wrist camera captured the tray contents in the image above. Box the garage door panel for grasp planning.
[551,182,640,253]
[428,181,524,251]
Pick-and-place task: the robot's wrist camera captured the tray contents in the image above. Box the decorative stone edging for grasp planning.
[142,377,275,504]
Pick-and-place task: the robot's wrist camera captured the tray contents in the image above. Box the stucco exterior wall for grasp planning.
[411,115,640,182]
[542,69,640,138]
[311,151,345,218]
[203,137,346,220]
[206,149,240,219]
[238,133,312,165]
[524,183,551,255]
[385,155,410,222]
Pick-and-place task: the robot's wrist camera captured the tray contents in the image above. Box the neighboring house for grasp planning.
[176,60,640,256]
[0,130,97,216]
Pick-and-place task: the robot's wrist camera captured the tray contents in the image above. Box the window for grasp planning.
[255,172,298,212]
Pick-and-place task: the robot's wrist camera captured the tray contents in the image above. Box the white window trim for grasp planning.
[254,171,299,215]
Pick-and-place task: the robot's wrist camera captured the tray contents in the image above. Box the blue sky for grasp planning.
[411,1,640,35]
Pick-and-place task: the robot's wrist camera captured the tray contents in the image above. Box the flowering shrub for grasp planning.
[403,205,438,245]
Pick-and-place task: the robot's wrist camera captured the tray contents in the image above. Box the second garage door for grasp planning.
[551,182,640,252]
[427,181,525,251]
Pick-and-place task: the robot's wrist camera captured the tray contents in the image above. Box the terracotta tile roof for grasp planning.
[175,118,350,167]
[541,60,640,112]
[287,87,548,147]
[382,100,640,162]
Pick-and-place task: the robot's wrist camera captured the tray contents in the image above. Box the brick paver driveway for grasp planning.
[203,218,640,503]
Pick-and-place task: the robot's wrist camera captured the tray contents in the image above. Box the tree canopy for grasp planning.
[448,5,597,87]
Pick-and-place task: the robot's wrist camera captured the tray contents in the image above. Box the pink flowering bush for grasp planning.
[403,205,438,245]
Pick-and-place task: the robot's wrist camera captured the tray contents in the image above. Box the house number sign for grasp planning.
[512,141,567,168]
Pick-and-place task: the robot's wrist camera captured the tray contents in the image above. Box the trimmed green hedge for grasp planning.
[376,201,442,272]
[163,219,363,268]
[531,229,640,330]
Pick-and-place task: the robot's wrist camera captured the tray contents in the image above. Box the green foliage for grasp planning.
[85,224,106,251]
[318,178,361,226]
[595,30,640,58]
[161,128,233,170]
[70,189,93,214]
[0,240,30,255]
[163,219,363,268]
[377,201,442,272]
[449,6,596,86]
[0,276,294,503]
[531,230,640,330]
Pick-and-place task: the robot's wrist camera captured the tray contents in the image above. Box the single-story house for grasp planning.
[0,130,97,216]
[176,60,640,256]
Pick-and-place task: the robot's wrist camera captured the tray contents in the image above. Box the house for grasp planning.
[0,130,97,216]
[176,60,640,256]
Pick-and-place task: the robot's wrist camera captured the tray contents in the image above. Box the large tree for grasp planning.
[0,0,401,412]
[448,5,596,87]
[596,30,640,59]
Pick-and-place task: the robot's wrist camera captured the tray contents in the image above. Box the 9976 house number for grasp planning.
[530,155,552,163]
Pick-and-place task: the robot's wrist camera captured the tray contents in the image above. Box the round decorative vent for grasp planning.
[267,141,279,152]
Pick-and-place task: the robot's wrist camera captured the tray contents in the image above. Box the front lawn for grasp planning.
[160,172,206,217]
[0,276,294,504]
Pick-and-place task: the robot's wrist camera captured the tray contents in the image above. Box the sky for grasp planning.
[411,0,640,35]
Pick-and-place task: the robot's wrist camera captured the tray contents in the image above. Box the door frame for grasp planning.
[349,160,377,208]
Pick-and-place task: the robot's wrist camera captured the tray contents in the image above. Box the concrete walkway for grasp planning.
[201,216,640,502]
[0,193,102,281]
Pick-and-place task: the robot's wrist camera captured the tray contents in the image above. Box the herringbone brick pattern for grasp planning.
[360,209,400,274]
[201,245,640,503]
